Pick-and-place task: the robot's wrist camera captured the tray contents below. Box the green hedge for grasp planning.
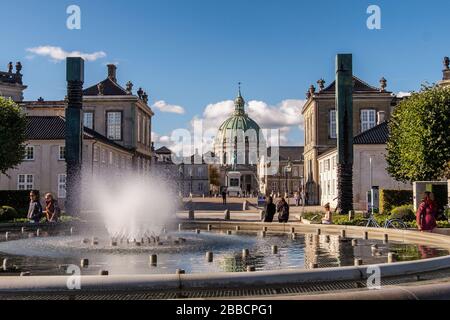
[390,205,415,222]
[0,190,31,216]
[0,206,19,222]
[379,189,413,214]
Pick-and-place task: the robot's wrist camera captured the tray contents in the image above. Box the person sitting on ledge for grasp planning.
[44,193,61,223]
[416,191,437,233]
[27,190,42,224]
[322,203,333,225]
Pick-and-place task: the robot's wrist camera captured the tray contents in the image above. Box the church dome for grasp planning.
[214,87,264,165]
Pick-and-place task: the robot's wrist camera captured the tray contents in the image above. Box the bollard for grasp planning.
[2,258,9,271]
[207,224,212,231]
[259,210,265,221]
[388,252,396,263]
[242,200,248,211]
[80,258,89,268]
[316,229,321,236]
[309,263,318,269]
[188,210,195,220]
[111,240,118,247]
[70,227,74,235]
[226,230,232,235]
[262,226,268,232]
[290,227,295,234]
[195,229,201,234]
[247,266,255,272]
[36,229,40,237]
[291,233,296,240]
[224,209,230,220]
[242,249,249,258]
[21,227,25,234]
[178,223,182,231]
[176,269,185,275]
[272,245,278,254]
[351,239,358,247]
[384,234,389,243]
[325,235,330,243]
[20,272,31,277]
[363,231,369,240]
[206,251,213,262]
[99,270,109,276]
[354,258,363,266]
[235,226,240,231]
[261,231,266,237]
[150,254,157,266]
[341,230,346,238]
[5,232,9,241]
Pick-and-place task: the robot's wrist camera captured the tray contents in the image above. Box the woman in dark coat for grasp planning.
[277,198,289,223]
[27,190,42,223]
[263,197,276,222]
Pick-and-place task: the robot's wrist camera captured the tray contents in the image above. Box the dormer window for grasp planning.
[361,109,376,132]
[107,111,122,141]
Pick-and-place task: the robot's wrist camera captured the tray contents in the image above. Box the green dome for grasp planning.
[215,89,262,148]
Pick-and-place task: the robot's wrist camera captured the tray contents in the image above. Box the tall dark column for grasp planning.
[336,54,353,215]
[65,57,84,216]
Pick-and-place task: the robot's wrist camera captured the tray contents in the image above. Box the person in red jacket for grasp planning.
[416,192,437,232]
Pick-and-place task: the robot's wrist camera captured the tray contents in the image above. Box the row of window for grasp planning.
[320,156,337,173]
[180,166,207,177]
[320,178,337,197]
[17,174,66,198]
[83,111,123,141]
[24,146,65,161]
[329,109,377,139]
[270,181,301,192]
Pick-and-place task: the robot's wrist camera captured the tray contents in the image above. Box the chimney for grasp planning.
[443,57,450,81]
[107,64,117,82]
[377,111,386,125]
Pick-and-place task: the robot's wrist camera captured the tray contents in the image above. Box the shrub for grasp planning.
[0,190,31,216]
[390,205,415,222]
[379,189,413,214]
[0,206,19,222]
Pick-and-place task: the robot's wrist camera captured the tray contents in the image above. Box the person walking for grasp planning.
[416,192,437,232]
[221,189,227,205]
[294,192,300,206]
[263,196,276,222]
[277,197,289,223]
[44,193,61,223]
[27,190,42,224]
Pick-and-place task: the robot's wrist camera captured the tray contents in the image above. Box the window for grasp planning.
[361,109,376,132]
[101,149,107,163]
[230,178,239,187]
[271,182,278,191]
[107,112,122,140]
[58,174,67,198]
[83,112,94,129]
[58,146,65,160]
[197,167,205,177]
[24,146,34,161]
[329,110,337,139]
[18,174,33,190]
[109,151,113,165]
[93,146,99,162]
[325,159,330,172]
[198,182,203,191]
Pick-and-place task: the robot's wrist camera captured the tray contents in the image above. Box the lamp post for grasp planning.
[189,166,193,198]
[284,158,292,203]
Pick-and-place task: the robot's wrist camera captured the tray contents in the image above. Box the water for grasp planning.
[0,229,447,276]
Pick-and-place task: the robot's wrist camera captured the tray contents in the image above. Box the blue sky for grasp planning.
[1,0,449,148]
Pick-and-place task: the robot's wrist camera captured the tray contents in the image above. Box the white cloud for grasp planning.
[26,46,106,62]
[152,100,185,114]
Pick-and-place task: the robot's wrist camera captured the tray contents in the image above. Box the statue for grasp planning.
[444,57,450,70]
[142,92,148,104]
[308,84,316,96]
[126,81,133,95]
[137,87,144,99]
[317,79,326,91]
[7,62,13,73]
[97,82,104,95]
[379,77,387,92]
[15,62,22,74]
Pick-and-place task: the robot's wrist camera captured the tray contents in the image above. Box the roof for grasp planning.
[353,121,389,144]
[25,116,132,152]
[83,78,128,96]
[155,146,172,154]
[267,146,304,162]
[320,76,388,94]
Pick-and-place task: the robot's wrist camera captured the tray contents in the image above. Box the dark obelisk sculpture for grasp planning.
[65,57,84,216]
[335,54,354,215]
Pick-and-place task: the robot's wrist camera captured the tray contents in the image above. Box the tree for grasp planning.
[386,85,450,183]
[208,166,221,187]
[0,97,27,175]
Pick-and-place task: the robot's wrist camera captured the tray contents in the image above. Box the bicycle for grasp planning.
[357,212,408,229]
